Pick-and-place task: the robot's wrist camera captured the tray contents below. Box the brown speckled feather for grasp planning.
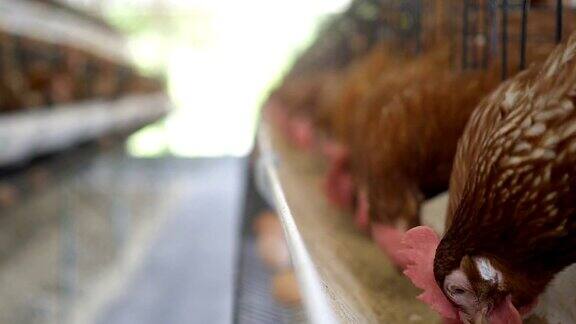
[346,46,503,227]
[439,31,576,306]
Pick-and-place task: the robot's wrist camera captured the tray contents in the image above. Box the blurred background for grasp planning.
[0,0,351,323]
[98,0,349,157]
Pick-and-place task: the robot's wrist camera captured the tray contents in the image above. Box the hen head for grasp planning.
[402,226,530,324]
[435,252,525,324]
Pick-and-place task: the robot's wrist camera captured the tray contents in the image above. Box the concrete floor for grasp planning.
[96,157,246,324]
[0,147,247,324]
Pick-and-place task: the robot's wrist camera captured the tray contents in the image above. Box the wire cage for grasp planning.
[0,31,163,112]
[455,0,570,80]
[287,0,575,83]
[260,1,576,322]
[0,0,170,167]
[287,0,430,78]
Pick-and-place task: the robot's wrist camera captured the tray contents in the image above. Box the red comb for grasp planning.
[401,226,459,320]
[354,189,370,231]
[372,224,410,268]
[288,116,314,150]
[322,141,348,162]
[323,154,355,209]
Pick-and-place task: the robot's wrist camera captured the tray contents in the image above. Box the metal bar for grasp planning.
[490,0,498,65]
[482,0,491,69]
[257,125,339,324]
[556,0,563,43]
[519,0,528,70]
[501,0,509,79]
[472,1,479,68]
[415,0,423,54]
[449,1,457,68]
[463,0,470,69]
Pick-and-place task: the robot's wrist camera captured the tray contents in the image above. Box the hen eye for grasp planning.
[451,287,466,295]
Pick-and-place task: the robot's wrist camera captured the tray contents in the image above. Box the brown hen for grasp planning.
[348,47,502,266]
[402,30,576,324]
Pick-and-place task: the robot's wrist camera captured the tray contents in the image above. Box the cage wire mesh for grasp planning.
[287,0,430,78]
[9,0,571,320]
[287,0,575,83]
[261,2,576,319]
[455,0,570,79]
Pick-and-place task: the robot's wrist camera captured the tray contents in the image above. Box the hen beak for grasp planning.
[472,312,488,324]
[472,307,490,324]
[458,308,489,324]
